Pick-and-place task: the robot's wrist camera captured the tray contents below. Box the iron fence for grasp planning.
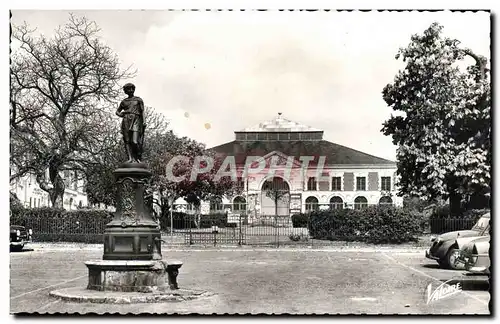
[24,215,109,244]
[17,206,486,247]
[429,217,479,234]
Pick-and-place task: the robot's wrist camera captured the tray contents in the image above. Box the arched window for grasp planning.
[305,196,319,212]
[233,196,247,212]
[307,177,317,191]
[329,196,344,210]
[354,196,368,210]
[210,197,223,213]
[379,196,393,207]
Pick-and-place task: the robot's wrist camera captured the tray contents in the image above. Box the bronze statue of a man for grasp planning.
[116,83,146,163]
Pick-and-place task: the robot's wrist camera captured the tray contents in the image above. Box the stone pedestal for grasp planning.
[103,163,161,261]
[86,260,183,292]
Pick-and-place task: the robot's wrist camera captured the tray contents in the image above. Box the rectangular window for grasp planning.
[73,171,78,190]
[246,133,257,140]
[331,177,342,191]
[63,170,70,187]
[257,133,267,141]
[381,177,392,191]
[29,197,32,208]
[301,133,311,140]
[235,177,245,190]
[278,133,289,140]
[307,177,317,191]
[267,133,277,140]
[356,177,366,191]
[289,133,299,140]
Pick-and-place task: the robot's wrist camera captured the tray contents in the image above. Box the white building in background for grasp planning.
[172,113,403,217]
[10,169,88,210]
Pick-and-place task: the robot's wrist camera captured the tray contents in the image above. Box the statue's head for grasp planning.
[123,83,135,95]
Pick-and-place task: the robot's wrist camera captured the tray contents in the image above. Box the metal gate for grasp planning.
[162,212,311,247]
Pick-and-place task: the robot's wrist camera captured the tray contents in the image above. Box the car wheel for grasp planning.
[446,248,461,270]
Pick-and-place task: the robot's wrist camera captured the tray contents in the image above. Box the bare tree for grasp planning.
[10,14,135,207]
[263,177,289,218]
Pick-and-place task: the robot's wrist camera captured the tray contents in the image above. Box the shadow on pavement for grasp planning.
[9,247,35,253]
[441,277,490,291]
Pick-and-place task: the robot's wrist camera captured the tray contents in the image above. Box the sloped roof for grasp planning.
[209,140,395,166]
[239,113,322,132]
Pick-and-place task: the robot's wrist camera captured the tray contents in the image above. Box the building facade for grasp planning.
[174,113,402,217]
[10,169,88,210]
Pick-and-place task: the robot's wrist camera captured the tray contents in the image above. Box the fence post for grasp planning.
[238,213,242,246]
[309,213,313,248]
[275,215,279,248]
[170,208,173,235]
[213,214,217,247]
[189,214,193,245]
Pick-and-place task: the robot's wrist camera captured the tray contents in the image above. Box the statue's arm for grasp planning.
[115,101,125,117]
[138,98,145,114]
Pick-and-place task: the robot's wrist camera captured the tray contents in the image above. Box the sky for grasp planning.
[10,10,491,161]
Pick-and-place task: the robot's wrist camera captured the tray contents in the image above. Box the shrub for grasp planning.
[291,213,308,228]
[10,192,26,225]
[309,206,424,244]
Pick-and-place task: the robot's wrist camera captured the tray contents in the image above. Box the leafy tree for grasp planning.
[10,14,133,207]
[382,23,490,216]
[147,133,241,227]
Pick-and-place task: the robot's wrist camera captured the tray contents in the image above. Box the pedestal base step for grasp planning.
[85,260,183,292]
[49,287,213,304]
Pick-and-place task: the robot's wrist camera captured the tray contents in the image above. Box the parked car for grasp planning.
[457,236,490,275]
[425,212,490,269]
[10,225,32,251]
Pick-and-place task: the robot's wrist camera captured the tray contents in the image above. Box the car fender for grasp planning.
[435,240,458,259]
[456,237,480,249]
[474,241,490,255]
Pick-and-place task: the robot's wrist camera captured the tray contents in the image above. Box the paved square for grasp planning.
[10,246,490,314]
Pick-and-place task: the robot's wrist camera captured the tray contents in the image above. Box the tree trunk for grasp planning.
[449,192,462,217]
[49,164,65,208]
[36,163,65,208]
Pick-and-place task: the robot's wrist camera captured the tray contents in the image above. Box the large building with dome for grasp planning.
[174,113,402,218]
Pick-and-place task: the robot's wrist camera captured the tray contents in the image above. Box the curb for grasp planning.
[23,243,428,253]
[49,287,214,304]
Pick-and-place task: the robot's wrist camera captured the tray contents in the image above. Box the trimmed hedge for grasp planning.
[308,206,424,244]
[291,213,308,228]
[10,207,113,243]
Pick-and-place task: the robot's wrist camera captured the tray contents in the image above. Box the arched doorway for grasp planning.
[261,177,290,216]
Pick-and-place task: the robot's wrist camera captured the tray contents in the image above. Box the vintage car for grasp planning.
[425,212,490,270]
[457,236,490,275]
[10,224,32,251]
